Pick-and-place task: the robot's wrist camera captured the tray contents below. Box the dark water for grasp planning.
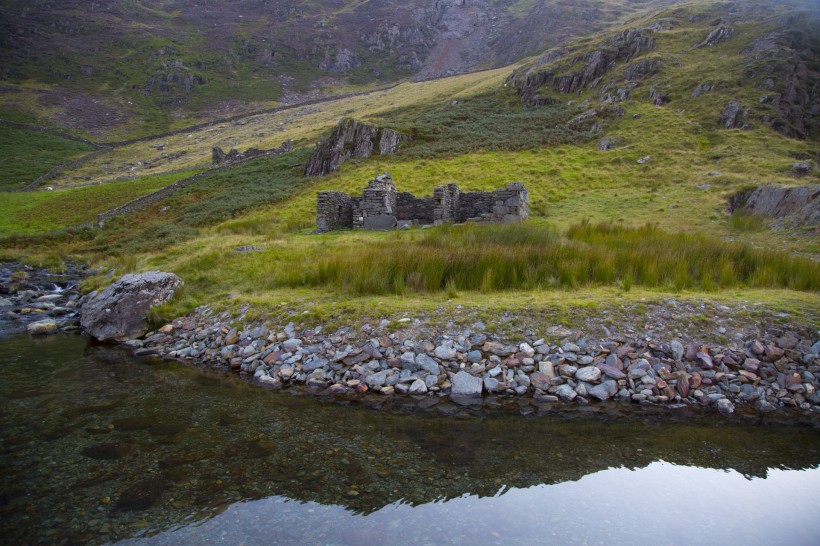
[1,334,819,545]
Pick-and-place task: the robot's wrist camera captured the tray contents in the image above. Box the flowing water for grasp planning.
[1,333,819,545]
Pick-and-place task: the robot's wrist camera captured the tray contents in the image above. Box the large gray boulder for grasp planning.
[80,271,183,342]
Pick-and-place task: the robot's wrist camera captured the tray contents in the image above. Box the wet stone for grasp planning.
[81,442,136,460]
[115,478,167,511]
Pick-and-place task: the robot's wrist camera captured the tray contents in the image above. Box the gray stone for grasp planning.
[598,364,625,380]
[27,319,58,335]
[451,371,483,397]
[467,350,483,363]
[670,340,685,361]
[588,380,618,401]
[283,338,302,352]
[0,297,12,307]
[434,341,457,360]
[302,357,327,373]
[554,384,577,402]
[365,370,391,388]
[400,351,417,369]
[716,398,735,415]
[575,366,602,383]
[409,379,428,395]
[362,215,397,230]
[483,376,500,392]
[756,399,777,413]
[562,342,580,353]
[415,353,441,375]
[80,271,183,342]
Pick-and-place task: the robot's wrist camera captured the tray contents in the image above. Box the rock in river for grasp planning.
[26,319,58,335]
[80,271,183,341]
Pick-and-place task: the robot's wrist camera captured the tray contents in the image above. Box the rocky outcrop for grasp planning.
[692,82,715,97]
[511,29,656,106]
[624,58,662,81]
[212,140,293,165]
[304,119,409,177]
[597,136,620,150]
[80,272,183,342]
[718,100,750,129]
[729,184,820,227]
[695,26,734,48]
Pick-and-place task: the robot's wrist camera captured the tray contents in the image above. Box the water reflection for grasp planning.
[1,335,819,545]
[123,462,820,546]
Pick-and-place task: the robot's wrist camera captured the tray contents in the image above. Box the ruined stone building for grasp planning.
[316,174,529,232]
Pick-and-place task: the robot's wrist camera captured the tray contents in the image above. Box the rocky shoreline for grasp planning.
[3,263,819,419]
[129,303,820,418]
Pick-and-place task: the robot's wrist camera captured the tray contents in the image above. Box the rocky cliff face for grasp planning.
[304,119,408,177]
[510,29,658,107]
[730,184,820,227]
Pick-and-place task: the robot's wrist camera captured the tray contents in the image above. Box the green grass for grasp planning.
[0,170,199,235]
[259,222,818,295]
[372,91,598,158]
[0,125,94,190]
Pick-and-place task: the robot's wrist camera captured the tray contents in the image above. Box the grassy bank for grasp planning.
[221,222,819,296]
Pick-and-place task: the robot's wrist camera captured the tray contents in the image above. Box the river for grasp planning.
[1,333,819,545]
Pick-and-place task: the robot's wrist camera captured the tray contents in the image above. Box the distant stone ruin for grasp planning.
[304,118,408,177]
[212,139,293,165]
[317,173,529,232]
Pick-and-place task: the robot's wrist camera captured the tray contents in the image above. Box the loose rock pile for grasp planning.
[135,305,820,415]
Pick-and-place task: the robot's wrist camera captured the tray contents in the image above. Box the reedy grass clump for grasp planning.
[271,222,818,295]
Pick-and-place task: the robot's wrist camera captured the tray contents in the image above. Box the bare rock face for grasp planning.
[729,184,820,227]
[511,29,656,106]
[80,271,183,342]
[304,119,408,177]
[719,100,750,129]
[695,26,734,48]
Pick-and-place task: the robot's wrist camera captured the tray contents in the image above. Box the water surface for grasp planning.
[1,334,818,545]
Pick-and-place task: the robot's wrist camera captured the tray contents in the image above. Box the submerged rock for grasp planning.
[80,271,183,342]
[26,319,58,335]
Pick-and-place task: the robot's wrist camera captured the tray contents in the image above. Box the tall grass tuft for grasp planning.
[268,222,819,295]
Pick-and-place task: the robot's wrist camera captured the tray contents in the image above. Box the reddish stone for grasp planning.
[690,372,702,389]
[764,345,785,363]
[743,358,760,372]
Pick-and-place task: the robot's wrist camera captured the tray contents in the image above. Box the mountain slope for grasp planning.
[0,0,680,138]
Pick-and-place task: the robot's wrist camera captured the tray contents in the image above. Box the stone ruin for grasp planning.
[317,173,529,232]
[212,139,293,166]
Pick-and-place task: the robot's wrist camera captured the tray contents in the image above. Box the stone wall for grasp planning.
[316,174,529,232]
[352,174,398,230]
[212,140,293,165]
[316,192,353,233]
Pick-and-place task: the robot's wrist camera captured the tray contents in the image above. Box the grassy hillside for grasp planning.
[1,0,818,329]
[0,124,94,190]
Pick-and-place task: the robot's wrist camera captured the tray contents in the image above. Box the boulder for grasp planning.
[451,371,483,397]
[27,319,58,335]
[729,184,819,226]
[80,271,183,342]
